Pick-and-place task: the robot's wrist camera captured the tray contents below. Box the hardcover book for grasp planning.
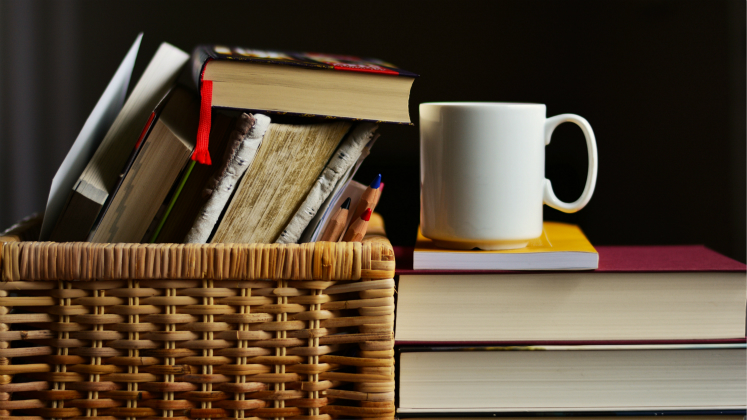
[396,245,747,344]
[150,111,237,243]
[186,45,417,164]
[189,45,417,122]
[397,344,747,414]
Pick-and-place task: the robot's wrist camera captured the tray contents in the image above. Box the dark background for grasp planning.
[1,0,744,262]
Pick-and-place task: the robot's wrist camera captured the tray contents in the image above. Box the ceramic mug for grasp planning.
[420,102,598,250]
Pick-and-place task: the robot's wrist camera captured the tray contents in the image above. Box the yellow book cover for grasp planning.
[414,222,598,270]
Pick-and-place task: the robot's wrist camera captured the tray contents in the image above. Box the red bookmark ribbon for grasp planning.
[192,63,213,165]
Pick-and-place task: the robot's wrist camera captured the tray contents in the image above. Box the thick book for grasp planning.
[210,121,353,244]
[414,222,599,270]
[186,46,417,165]
[395,245,747,344]
[49,42,189,242]
[397,344,747,415]
[89,86,199,243]
[400,414,746,419]
[190,45,416,123]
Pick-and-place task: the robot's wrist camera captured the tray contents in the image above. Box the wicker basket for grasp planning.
[0,214,395,419]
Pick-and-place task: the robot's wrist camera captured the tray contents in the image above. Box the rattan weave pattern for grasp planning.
[0,228,395,419]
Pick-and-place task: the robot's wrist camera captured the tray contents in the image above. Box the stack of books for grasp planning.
[39,35,417,246]
[394,223,746,419]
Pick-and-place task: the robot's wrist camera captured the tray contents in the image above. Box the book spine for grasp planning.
[184,113,271,244]
[276,123,377,244]
[189,45,216,89]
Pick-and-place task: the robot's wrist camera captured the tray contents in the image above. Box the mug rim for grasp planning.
[420,101,544,107]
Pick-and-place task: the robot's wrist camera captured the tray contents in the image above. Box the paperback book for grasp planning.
[414,222,599,270]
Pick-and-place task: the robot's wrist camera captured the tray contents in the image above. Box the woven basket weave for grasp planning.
[0,215,395,420]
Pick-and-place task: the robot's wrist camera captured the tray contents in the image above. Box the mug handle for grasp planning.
[543,114,598,213]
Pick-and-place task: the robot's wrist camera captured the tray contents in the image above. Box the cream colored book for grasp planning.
[211,121,351,244]
[397,245,747,343]
[412,417,745,420]
[411,417,745,420]
[395,271,747,343]
[398,345,747,414]
[196,47,417,124]
[414,221,598,270]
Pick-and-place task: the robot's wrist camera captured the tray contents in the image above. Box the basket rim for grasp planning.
[0,236,395,282]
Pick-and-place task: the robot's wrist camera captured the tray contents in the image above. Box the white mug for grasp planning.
[420,102,598,250]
